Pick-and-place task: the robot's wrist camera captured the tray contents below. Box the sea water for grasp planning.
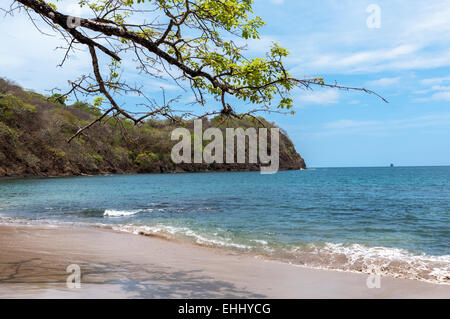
[1,167,449,283]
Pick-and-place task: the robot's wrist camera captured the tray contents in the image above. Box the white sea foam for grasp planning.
[112,224,450,284]
[2,214,448,284]
[113,224,251,250]
[0,216,98,228]
[104,210,140,217]
[286,242,450,284]
[251,239,269,245]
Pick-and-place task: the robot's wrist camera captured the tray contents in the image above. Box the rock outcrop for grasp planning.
[0,78,306,177]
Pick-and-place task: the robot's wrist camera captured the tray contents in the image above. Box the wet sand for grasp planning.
[0,224,449,299]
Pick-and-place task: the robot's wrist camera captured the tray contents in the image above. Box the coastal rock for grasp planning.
[0,78,306,177]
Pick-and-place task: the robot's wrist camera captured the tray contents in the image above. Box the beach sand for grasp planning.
[0,224,449,299]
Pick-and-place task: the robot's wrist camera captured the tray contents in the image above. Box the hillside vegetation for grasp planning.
[0,78,306,177]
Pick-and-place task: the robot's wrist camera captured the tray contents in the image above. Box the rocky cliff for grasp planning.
[0,78,306,177]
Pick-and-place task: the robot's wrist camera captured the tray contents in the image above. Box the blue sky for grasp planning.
[1,0,450,167]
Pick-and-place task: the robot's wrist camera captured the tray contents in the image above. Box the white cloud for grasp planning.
[145,80,181,92]
[3,0,450,111]
[421,76,450,86]
[289,44,450,74]
[414,76,450,101]
[315,113,450,136]
[275,1,450,75]
[415,91,450,102]
[324,119,380,130]
[0,1,183,100]
[336,45,417,68]
[367,77,401,87]
[414,85,450,95]
[408,3,450,35]
[296,89,340,105]
[0,12,91,92]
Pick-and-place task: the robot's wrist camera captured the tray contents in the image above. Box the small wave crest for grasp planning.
[112,224,252,250]
[283,243,450,284]
[2,215,448,285]
[104,209,141,217]
[112,223,449,284]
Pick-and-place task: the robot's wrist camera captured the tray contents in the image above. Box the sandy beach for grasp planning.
[0,224,449,299]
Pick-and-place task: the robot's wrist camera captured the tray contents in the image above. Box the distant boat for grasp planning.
[390,163,394,167]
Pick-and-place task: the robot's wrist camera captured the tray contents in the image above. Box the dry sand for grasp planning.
[0,224,449,299]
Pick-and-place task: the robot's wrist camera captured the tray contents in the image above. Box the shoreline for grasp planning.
[1,223,449,299]
[0,167,305,180]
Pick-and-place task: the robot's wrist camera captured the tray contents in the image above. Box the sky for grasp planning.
[1,0,450,167]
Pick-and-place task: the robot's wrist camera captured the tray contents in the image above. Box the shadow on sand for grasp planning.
[0,258,265,298]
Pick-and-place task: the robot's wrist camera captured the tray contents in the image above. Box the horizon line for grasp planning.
[307,165,450,169]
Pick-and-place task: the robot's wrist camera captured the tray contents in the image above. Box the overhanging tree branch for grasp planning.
[9,0,388,143]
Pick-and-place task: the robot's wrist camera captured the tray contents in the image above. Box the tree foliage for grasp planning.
[0,78,306,176]
[4,0,386,141]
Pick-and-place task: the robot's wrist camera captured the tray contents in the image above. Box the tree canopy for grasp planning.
[4,0,386,140]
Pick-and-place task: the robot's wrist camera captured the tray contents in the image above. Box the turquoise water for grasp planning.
[1,167,449,282]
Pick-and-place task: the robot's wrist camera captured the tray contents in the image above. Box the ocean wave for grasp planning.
[2,215,448,285]
[283,243,450,284]
[0,215,101,228]
[104,209,146,217]
[112,224,252,250]
[251,239,269,245]
[111,223,449,285]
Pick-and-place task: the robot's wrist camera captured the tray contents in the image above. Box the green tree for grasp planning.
[7,0,386,142]
[49,93,67,106]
